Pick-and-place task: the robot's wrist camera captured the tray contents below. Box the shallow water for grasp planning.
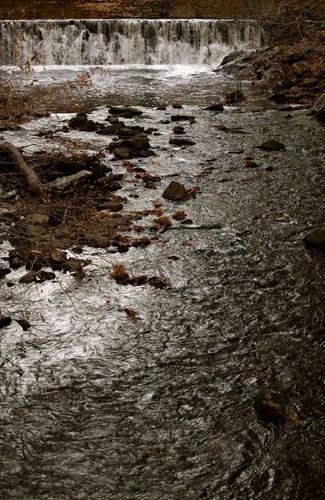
[0,64,325,499]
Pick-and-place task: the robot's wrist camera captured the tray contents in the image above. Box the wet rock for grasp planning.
[220,50,245,66]
[173,126,186,135]
[204,103,224,112]
[117,126,145,137]
[96,122,125,135]
[0,313,11,329]
[303,228,325,249]
[226,128,247,134]
[108,106,143,118]
[68,114,98,132]
[253,391,286,424]
[171,115,195,122]
[96,201,123,212]
[105,116,120,124]
[243,160,260,168]
[172,103,183,109]
[162,181,190,202]
[225,90,246,104]
[19,270,56,284]
[147,276,170,288]
[257,139,285,151]
[122,135,150,151]
[0,268,11,279]
[47,170,93,190]
[213,124,228,131]
[16,319,31,331]
[169,138,196,147]
[312,92,325,125]
[112,147,133,160]
[0,122,21,131]
[110,134,153,160]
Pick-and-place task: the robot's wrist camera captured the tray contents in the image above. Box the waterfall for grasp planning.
[0,19,263,66]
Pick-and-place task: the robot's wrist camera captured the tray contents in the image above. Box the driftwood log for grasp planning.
[0,141,44,196]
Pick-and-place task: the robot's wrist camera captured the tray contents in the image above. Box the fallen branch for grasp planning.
[0,141,44,196]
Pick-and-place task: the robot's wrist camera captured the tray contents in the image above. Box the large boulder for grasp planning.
[312,92,325,125]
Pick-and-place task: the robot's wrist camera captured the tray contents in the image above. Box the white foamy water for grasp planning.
[1,19,263,66]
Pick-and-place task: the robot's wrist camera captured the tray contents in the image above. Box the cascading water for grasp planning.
[0,19,263,66]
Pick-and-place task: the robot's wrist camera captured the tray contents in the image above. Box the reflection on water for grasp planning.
[0,65,325,499]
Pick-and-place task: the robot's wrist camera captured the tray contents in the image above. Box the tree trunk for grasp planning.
[0,141,44,196]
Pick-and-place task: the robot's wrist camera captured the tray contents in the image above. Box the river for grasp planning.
[0,19,325,500]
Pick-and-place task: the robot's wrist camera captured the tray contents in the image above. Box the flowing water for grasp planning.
[0,19,325,500]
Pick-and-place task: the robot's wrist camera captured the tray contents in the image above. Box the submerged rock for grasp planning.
[169,137,196,147]
[303,228,325,249]
[204,103,224,112]
[0,313,12,329]
[257,139,285,151]
[171,115,195,122]
[162,181,190,201]
[253,391,286,424]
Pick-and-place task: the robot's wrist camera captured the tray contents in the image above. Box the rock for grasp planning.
[312,92,325,125]
[19,270,56,284]
[117,126,144,137]
[253,391,285,424]
[225,90,246,104]
[171,115,195,122]
[257,139,285,151]
[106,116,120,123]
[47,170,92,190]
[68,114,98,132]
[0,268,11,279]
[204,103,224,112]
[108,106,143,118]
[220,50,245,66]
[16,319,31,331]
[96,202,123,212]
[112,147,132,160]
[169,138,196,147]
[213,124,228,131]
[303,228,325,249]
[0,314,12,328]
[243,160,260,168]
[268,92,288,103]
[173,126,185,135]
[26,214,50,225]
[120,135,150,151]
[162,181,190,202]
[96,122,125,135]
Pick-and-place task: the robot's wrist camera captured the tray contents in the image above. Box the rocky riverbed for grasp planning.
[0,60,325,499]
